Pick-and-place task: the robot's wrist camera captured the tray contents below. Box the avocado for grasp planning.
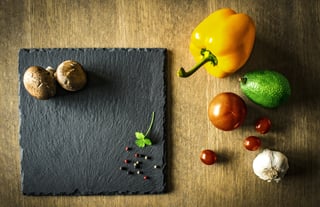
[240,70,291,108]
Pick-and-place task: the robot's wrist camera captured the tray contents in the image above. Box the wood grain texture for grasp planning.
[0,0,319,206]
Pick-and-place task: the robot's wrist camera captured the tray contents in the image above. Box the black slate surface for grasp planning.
[18,48,167,195]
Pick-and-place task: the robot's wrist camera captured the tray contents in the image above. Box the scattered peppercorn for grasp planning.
[119,148,156,180]
[120,166,127,170]
[134,153,140,157]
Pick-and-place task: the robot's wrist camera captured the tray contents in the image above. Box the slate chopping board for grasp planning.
[18,48,167,195]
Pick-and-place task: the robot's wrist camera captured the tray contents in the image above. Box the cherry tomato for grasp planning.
[243,136,261,151]
[200,149,217,165]
[255,117,271,134]
[208,92,247,131]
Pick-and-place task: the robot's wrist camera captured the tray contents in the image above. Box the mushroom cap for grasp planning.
[23,66,56,100]
[56,60,87,91]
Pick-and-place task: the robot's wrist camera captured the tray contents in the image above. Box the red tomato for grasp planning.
[243,136,261,151]
[208,92,247,131]
[255,117,271,134]
[200,149,217,165]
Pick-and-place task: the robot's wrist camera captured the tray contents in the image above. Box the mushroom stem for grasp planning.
[46,66,56,78]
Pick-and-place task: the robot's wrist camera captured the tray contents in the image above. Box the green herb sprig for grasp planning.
[135,112,155,148]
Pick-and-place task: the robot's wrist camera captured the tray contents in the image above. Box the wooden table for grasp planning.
[1,0,319,206]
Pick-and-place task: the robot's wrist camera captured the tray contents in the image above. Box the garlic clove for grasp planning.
[252,149,289,183]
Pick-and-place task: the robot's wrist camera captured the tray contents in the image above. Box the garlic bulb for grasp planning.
[252,149,289,183]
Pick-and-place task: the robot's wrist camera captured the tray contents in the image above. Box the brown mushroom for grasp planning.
[55,60,87,91]
[23,66,56,100]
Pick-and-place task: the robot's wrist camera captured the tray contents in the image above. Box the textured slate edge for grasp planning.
[18,48,168,196]
[19,48,167,195]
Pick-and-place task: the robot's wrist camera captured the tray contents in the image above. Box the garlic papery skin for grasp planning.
[252,149,289,183]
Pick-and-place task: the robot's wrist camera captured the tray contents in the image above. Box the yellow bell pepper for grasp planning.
[178,8,256,78]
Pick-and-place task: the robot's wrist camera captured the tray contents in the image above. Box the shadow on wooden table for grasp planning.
[237,37,320,182]
[164,49,174,193]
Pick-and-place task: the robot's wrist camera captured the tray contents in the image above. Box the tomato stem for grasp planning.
[239,77,247,84]
[177,49,218,78]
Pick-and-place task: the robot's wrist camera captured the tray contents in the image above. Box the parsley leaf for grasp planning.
[134,112,155,148]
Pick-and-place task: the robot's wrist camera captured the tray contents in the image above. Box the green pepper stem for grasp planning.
[144,112,155,137]
[177,49,218,78]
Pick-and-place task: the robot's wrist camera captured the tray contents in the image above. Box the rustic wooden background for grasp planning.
[1,0,319,206]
